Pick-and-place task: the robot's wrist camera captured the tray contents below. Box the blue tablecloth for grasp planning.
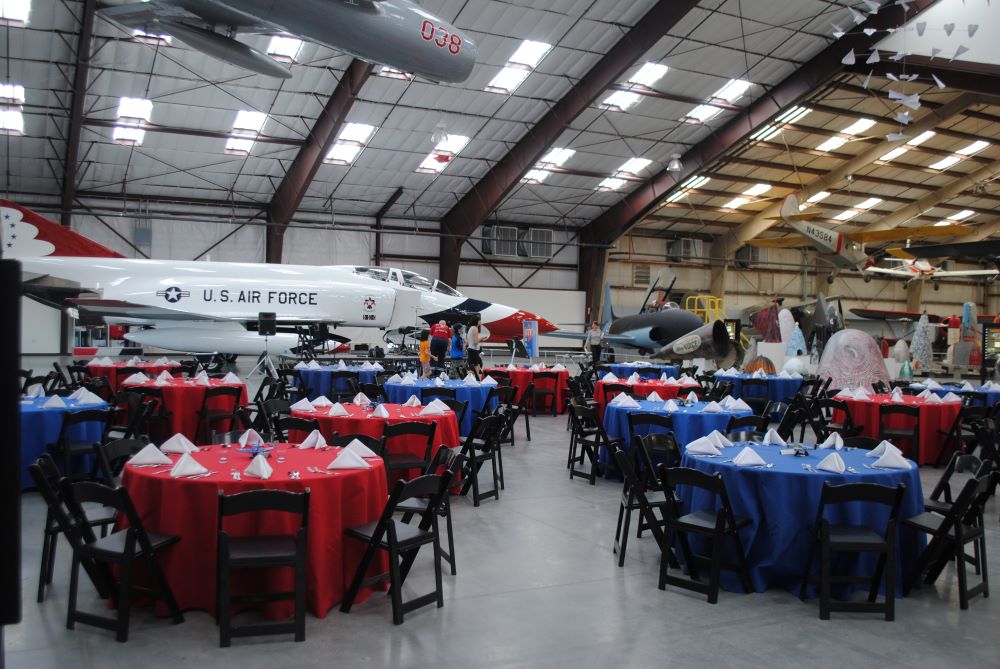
[926,384,1000,407]
[19,397,108,489]
[679,443,924,596]
[713,373,803,404]
[383,380,497,436]
[608,363,679,380]
[299,366,379,400]
[603,400,753,447]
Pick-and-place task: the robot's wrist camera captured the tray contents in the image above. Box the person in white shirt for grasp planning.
[467,315,486,380]
[583,322,603,367]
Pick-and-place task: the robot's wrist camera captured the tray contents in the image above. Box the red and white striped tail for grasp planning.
[0,200,123,258]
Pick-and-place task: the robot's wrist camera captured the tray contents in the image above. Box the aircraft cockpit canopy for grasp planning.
[352,266,464,297]
[660,302,680,312]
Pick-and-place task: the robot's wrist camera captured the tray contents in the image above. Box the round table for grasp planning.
[86,361,181,393]
[483,367,570,411]
[19,397,107,488]
[121,443,388,618]
[680,442,924,596]
[122,378,248,443]
[383,380,496,435]
[593,380,700,418]
[607,363,679,380]
[918,384,1000,408]
[834,394,961,465]
[712,373,803,404]
[298,365,381,401]
[603,399,752,448]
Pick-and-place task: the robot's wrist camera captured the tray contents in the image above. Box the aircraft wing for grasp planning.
[746,237,811,249]
[863,266,914,277]
[67,297,346,326]
[931,269,999,278]
[545,331,637,345]
[892,239,1000,261]
[100,2,272,32]
[843,224,972,245]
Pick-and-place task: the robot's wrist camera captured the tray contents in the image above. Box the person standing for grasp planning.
[466,315,486,380]
[584,321,603,367]
[418,330,434,378]
[429,319,452,373]
[450,324,465,360]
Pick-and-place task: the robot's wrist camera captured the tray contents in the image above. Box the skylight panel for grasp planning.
[617,157,652,175]
[600,90,640,112]
[665,176,709,203]
[880,131,935,162]
[232,110,267,133]
[0,109,24,135]
[855,197,882,210]
[816,118,874,153]
[0,0,30,25]
[487,67,530,94]
[929,155,961,170]
[486,40,551,94]
[132,29,172,45]
[325,143,362,165]
[878,146,909,162]
[934,209,975,226]
[0,83,25,104]
[751,106,812,142]
[338,122,376,144]
[324,122,377,165]
[806,191,830,204]
[686,104,721,123]
[842,118,876,135]
[723,197,750,210]
[538,147,574,167]
[742,183,770,197]
[415,134,470,174]
[224,137,255,155]
[376,66,413,80]
[597,177,626,192]
[958,140,989,156]
[116,97,152,123]
[628,62,668,87]
[715,79,751,103]
[225,111,267,155]
[112,126,145,145]
[816,136,848,153]
[267,36,303,62]
[834,209,860,221]
[508,40,552,68]
[522,169,551,184]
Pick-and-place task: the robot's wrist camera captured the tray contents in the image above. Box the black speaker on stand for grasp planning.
[0,261,23,666]
[250,312,278,379]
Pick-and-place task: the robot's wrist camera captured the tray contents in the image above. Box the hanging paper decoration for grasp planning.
[943,22,955,36]
[866,49,881,64]
[916,21,927,36]
[951,45,969,61]
[932,74,945,89]
[910,313,932,370]
[841,49,856,65]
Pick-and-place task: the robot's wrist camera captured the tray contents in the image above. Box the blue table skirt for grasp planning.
[712,374,802,404]
[608,364,679,380]
[383,381,496,436]
[679,443,924,597]
[20,399,107,489]
[299,367,379,400]
[929,385,1000,407]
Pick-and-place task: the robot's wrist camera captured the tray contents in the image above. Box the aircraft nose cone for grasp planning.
[513,310,557,334]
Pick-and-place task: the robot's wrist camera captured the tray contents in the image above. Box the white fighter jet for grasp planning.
[2,200,555,355]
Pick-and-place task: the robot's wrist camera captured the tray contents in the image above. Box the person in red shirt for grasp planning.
[429,320,451,372]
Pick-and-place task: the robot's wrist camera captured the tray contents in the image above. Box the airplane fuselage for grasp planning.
[606,310,706,352]
[788,219,869,269]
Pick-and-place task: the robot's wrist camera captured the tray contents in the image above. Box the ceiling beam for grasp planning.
[60,0,97,228]
[435,0,704,286]
[82,118,305,146]
[843,56,1000,99]
[266,58,373,263]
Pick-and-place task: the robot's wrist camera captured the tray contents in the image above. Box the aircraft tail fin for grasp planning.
[0,200,124,258]
[780,194,801,221]
[602,282,616,328]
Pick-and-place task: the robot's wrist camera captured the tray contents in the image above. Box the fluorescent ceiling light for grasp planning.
[0,0,30,24]
[723,197,750,209]
[834,209,860,221]
[628,62,668,87]
[806,191,830,203]
[0,83,25,103]
[538,147,574,167]
[929,155,961,170]
[116,97,152,123]
[232,110,267,133]
[600,90,640,112]
[0,109,24,134]
[855,197,882,210]
[617,157,652,175]
[508,40,552,68]
[112,126,145,145]
[267,36,303,62]
[338,122,376,143]
[957,140,989,156]
[742,183,770,197]
[597,177,626,191]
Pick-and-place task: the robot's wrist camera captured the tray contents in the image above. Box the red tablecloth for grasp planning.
[122,378,248,442]
[483,367,570,412]
[86,361,181,393]
[292,404,461,462]
[592,380,700,418]
[834,394,961,465]
[122,444,388,618]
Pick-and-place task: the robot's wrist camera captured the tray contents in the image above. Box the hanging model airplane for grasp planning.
[99,0,477,82]
[747,194,990,285]
[1,200,554,355]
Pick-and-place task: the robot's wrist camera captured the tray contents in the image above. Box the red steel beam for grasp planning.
[61,0,97,228]
[266,59,373,263]
[435,0,703,286]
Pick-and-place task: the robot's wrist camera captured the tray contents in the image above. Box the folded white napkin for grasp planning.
[627,373,640,384]
[463,374,480,386]
[961,381,975,391]
[609,393,629,406]
[100,357,114,365]
[719,395,734,408]
[663,376,679,385]
[123,372,149,385]
[438,372,449,382]
[171,452,208,478]
[373,404,390,418]
[386,374,403,384]
[401,377,416,386]
[816,452,846,473]
[306,360,322,370]
[372,363,384,372]
[69,387,86,400]
[552,363,566,371]
[730,398,752,412]
[529,364,541,372]
[916,389,932,399]
[160,433,198,454]
[127,357,142,366]
[706,430,733,448]
[221,372,241,384]
[352,392,372,406]
[699,401,722,413]
[290,398,315,411]
[778,370,791,379]
[818,432,844,450]
[420,403,445,415]
[238,429,265,447]
[328,402,350,416]
[25,384,44,398]
[924,393,943,404]
[360,361,374,370]
[601,372,619,383]
[403,395,422,408]
[154,376,171,387]
[333,360,345,370]
[835,387,853,399]
[506,364,517,370]
[852,388,869,400]
[924,379,942,390]
[156,370,173,383]
[346,438,378,458]
[297,429,327,449]
[663,400,680,412]
[195,376,211,386]
[434,378,445,387]
[679,374,695,383]
[909,383,925,390]
[890,389,905,403]
[153,357,170,365]
[982,380,995,390]
[873,449,911,469]
[733,446,767,466]
[790,372,803,379]
[129,443,172,465]
[646,391,664,403]
[762,428,786,446]
[243,453,273,479]
[78,390,104,405]
[86,358,101,366]
[308,395,330,408]
[752,369,766,379]
[328,448,372,469]
[684,391,698,403]
[942,392,962,403]
[428,398,451,412]
[42,395,66,408]
[686,437,721,455]
[194,371,209,382]
[867,440,901,458]
[481,376,498,386]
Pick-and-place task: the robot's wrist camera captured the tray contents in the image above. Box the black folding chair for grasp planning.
[457,414,505,506]
[613,436,677,567]
[568,404,621,484]
[272,416,320,442]
[378,421,437,487]
[397,447,465,574]
[48,409,110,481]
[198,386,245,444]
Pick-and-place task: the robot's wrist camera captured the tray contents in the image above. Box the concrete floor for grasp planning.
[8,359,999,668]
